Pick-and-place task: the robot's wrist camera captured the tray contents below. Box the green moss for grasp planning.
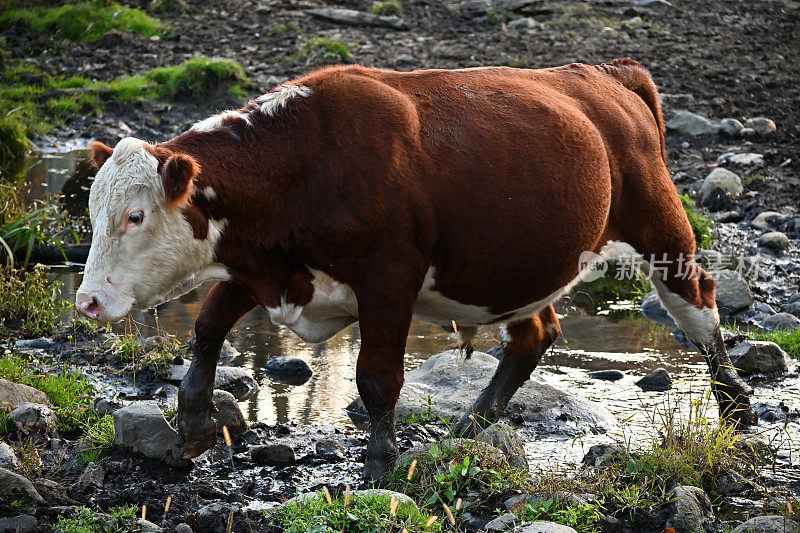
[679,194,713,249]
[268,21,300,36]
[143,56,249,99]
[264,491,442,533]
[299,38,352,64]
[0,2,164,43]
[54,505,138,533]
[368,0,403,16]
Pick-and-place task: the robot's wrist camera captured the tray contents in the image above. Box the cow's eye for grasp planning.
[128,211,144,225]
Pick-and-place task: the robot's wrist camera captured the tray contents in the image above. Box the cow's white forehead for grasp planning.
[89,137,163,234]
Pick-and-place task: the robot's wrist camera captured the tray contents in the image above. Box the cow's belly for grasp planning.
[267,267,577,343]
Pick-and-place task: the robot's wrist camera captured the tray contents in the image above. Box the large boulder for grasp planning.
[113,403,188,466]
[0,379,50,410]
[729,341,790,375]
[732,516,800,533]
[713,270,753,315]
[346,351,618,436]
[763,312,800,331]
[262,356,313,385]
[0,467,44,508]
[662,486,714,533]
[701,168,743,210]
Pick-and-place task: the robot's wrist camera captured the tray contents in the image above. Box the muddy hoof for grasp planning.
[178,416,218,459]
[453,414,480,439]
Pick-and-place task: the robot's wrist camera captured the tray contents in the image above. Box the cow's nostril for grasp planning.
[76,294,101,319]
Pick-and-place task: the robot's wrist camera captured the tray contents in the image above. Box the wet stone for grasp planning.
[582,443,624,467]
[763,312,800,331]
[136,518,163,532]
[515,522,579,532]
[175,524,193,533]
[587,370,624,381]
[314,438,345,460]
[759,231,790,251]
[635,368,672,392]
[701,168,743,211]
[663,485,714,533]
[94,397,121,417]
[113,403,187,467]
[263,356,313,385]
[751,211,785,230]
[719,118,744,135]
[251,443,296,466]
[74,462,104,491]
[715,467,756,495]
[732,516,800,533]
[0,467,44,507]
[744,117,777,136]
[485,512,518,531]
[714,270,754,315]
[211,389,247,437]
[786,301,800,317]
[729,340,790,375]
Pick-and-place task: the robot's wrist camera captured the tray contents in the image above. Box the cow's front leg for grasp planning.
[355,277,418,481]
[178,280,255,458]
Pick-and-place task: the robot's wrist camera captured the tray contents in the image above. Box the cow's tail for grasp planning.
[600,58,666,164]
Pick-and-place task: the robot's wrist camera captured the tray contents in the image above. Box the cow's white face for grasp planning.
[75,137,228,323]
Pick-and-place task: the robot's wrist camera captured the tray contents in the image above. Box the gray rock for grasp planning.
[582,443,625,467]
[732,516,800,533]
[13,337,55,350]
[394,53,415,65]
[635,368,672,392]
[763,312,800,331]
[701,168,743,210]
[347,351,618,436]
[507,17,536,29]
[0,442,19,469]
[304,7,409,30]
[251,443,296,466]
[755,302,776,314]
[719,118,744,135]
[263,357,313,385]
[739,127,757,136]
[744,117,777,136]
[0,467,44,507]
[640,291,677,329]
[73,462,104,491]
[666,110,720,136]
[478,423,528,470]
[663,485,714,533]
[211,389,247,437]
[729,340,790,375]
[315,438,345,460]
[113,403,188,466]
[786,301,800,318]
[196,502,239,517]
[713,270,754,315]
[136,518,163,532]
[485,512,518,531]
[717,152,764,166]
[167,363,258,399]
[751,211,785,230]
[515,522,578,532]
[8,402,58,437]
[175,524,193,533]
[758,231,790,251]
[715,467,755,495]
[587,370,624,381]
[0,514,37,533]
[281,488,415,508]
[634,0,673,6]
[94,397,122,417]
[0,379,50,410]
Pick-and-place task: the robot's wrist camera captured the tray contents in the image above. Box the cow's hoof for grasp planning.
[452,414,480,439]
[178,416,217,459]
[363,457,394,483]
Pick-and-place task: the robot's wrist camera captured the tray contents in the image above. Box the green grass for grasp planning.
[749,328,800,358]
[0,2,164,43]
[298,38,351,64]
[268,21,300,36]
[264,491,443,533]
[515,497,602,533]
[0,266,70,339]
[110,333,183,379]
[78,414,115,463]
[54,505,138,533]
[387,438,529,506]
[0,57,248,166]
[0,352,94,432]
[680,194,714,249]
[551,4,652,30]
[369,0,403,16]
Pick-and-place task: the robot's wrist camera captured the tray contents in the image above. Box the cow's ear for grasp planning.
[160,153,200,207]
[88,141,113,169]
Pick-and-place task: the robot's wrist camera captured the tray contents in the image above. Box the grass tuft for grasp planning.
[369,0,403,16]
[0,2,164,43]
[749,328,800,358]
[54,504,138,533]
[264,491,442,533]
[0,266,69,339]
[299,38,352,64]
[679,194,713,249]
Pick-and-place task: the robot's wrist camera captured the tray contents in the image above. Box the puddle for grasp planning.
[22,149,800,496]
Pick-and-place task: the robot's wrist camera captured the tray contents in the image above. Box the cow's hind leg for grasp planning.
[651,268,757,427]
[454,305,561,437]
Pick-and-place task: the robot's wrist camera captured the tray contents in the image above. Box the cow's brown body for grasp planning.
[87,59,755,479]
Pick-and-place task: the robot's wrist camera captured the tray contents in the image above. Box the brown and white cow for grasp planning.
[77,58,756,479]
